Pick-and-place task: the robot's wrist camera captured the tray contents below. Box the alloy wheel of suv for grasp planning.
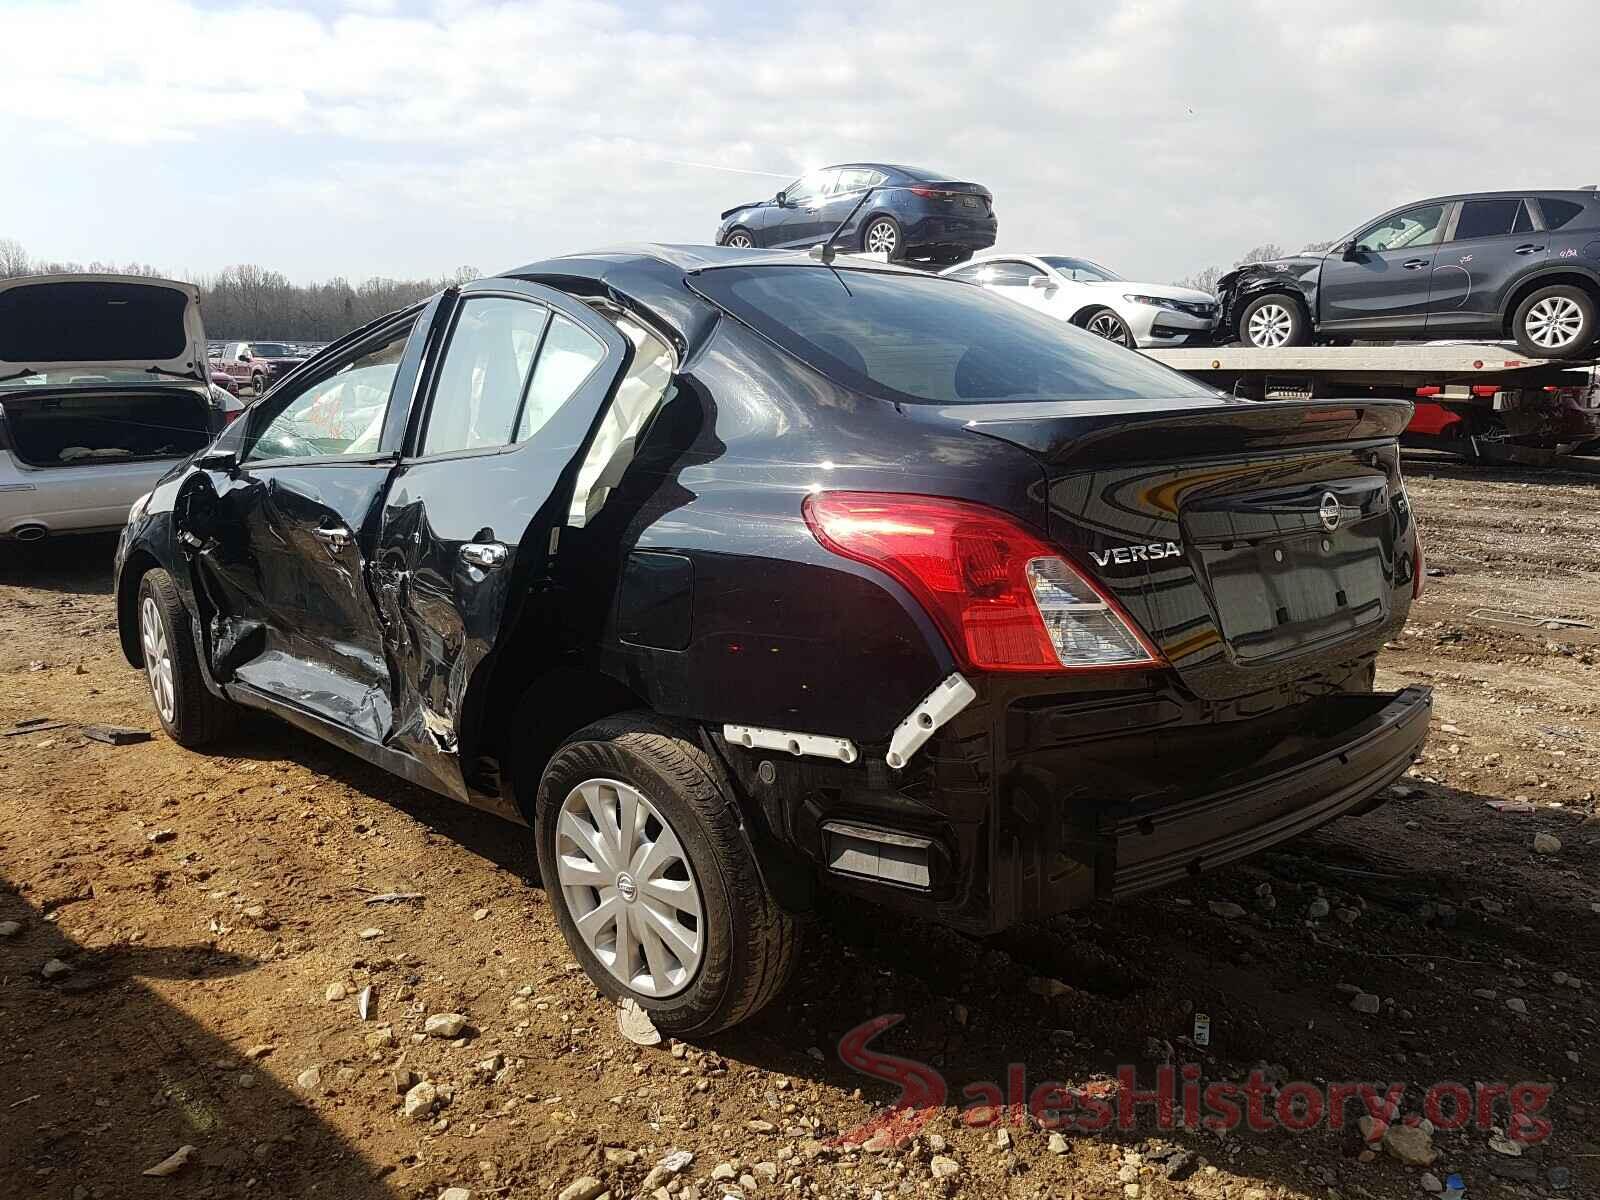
[724,230,754,249]
[1513,284,1596,358]
[1239,294,1310,349]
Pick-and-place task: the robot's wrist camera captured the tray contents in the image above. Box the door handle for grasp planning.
[1402,259,1428,270]
[313,525,353,551]
[1514,244,1545,255]
[460,542,508,569]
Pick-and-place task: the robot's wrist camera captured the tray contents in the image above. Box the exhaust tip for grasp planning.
[12,523,48,542]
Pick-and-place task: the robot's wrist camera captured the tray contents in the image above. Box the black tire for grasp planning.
[251,372,267,396]
[1511,284,1597,359]
[723,228,755,249]
[861,215,902,261]
[135,568,235,747]
[1079,307,1134,347]
[1238,293,1311,348]
[533,712,799,1036]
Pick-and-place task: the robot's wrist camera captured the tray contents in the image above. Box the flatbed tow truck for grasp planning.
[1143,343,1600,473]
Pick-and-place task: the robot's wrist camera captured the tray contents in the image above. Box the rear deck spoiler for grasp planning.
[922,398,1414,473]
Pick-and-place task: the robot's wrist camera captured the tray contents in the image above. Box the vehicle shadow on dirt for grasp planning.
[0,879,405,1198]
[0,533,119,596]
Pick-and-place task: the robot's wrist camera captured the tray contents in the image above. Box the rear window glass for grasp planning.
[1539,198,1589,230]
[692,267,1215,404]
[0,281,189,364]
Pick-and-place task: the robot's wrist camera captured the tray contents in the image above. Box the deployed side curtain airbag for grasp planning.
[567,314,675,528]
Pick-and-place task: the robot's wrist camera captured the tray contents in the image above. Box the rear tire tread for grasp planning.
[536,712,798,1034]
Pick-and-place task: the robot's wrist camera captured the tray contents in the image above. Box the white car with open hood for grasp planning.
[0,274,228,541]
[940,253,1220,349]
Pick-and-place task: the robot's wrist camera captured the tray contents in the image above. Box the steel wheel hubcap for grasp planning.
[1087,312,1130,344]
[1249,303,1294,347]
[139,595,175,723]
[727,233,752,248]
[1527,296,1584,349]
[866,222,896,254]
[556,778,704,998]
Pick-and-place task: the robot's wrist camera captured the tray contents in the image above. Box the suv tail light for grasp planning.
[803,492,1161,673]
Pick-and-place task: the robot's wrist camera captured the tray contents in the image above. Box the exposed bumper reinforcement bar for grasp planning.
[1100,686,1433,900]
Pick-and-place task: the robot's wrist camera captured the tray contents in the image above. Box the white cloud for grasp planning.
[1,0,1597,283]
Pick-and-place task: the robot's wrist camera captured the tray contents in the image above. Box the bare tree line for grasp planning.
[0,237,475,341]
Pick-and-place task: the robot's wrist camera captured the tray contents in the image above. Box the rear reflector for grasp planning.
[802,491,1161,673]
[822,821,932,890]
[1413,520,1427,600]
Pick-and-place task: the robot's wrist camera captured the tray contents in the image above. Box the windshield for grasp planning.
[253,343,293,357]
[692,267,1215,405]
[1041,256,1123,283]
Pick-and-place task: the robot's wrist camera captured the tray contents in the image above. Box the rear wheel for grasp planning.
[136,568,234,747]
[1239,294,1310,348]
[533,712,799,1035]
[1082,307,1134,347]
[1512,285,1596,358]
[862,216,901,260]
[724,228,754,249]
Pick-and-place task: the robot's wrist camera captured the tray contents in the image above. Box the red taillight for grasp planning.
[802,492,1161,673]
[908,186,955,200]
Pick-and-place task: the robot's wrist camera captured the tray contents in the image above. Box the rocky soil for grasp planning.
[1,456,1596,1200]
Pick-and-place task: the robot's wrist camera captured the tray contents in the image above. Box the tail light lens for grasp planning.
[908,186,956,200]
[803,492,1161,673]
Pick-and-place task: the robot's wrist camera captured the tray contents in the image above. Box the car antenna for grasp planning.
[810,185,893,265]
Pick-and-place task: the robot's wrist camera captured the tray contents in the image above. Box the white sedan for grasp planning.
[940,254,1220,348]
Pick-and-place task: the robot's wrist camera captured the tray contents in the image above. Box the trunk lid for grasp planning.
[943,397,1417,700]
[0,274,208,385]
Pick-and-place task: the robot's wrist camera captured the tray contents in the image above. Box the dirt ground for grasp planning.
[2,457,1597,1200]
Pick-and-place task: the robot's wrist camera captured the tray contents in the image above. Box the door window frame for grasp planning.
[402,286,625,466]
[237,311,419,469]
[1442,197,1536,243]
[1351,203,1452,254]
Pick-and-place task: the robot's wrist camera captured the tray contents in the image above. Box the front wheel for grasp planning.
[1238,294,1311,348]
[1512,285,1596,358]
[1082,307,1134,347]
[136,568,235,747]
[861,216,901,260]
[723,228,754,249]
[534,713,799,1035]
[251,372,267,395]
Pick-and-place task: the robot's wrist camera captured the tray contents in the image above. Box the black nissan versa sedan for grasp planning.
[115,246,1430,1034]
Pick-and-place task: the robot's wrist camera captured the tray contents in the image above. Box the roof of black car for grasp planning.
[505,243,929,278]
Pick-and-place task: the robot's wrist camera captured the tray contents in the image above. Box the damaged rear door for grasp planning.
[373,280,632,803]
[183,309,428,739]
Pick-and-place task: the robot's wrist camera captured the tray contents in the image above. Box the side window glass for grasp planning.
[946,264,986,283]
[420,297,549,456]
[1539,198,1587,230]
[834,168,873,194]
[981,261,1044,286]
[1453,198,1521,241]
[516,313,606,442]
[244,322,412,463]
[786,170,835,206]
[1353,205,1446,252]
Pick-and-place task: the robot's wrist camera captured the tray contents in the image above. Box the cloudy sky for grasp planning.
[2,0,1595,285]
